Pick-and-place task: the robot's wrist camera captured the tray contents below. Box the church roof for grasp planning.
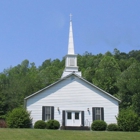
[24,72,121,102]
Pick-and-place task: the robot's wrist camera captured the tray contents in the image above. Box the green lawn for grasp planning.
[0,129,140,140]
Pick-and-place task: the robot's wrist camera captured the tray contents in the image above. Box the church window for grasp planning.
[95,108,101,120]
[45,107,51,120]
[42,106,54,121]
[92,107,104,121]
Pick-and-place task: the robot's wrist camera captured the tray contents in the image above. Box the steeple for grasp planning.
[68,14,75,55]
[61,14,81,78]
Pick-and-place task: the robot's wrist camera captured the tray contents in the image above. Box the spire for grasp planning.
[68,14,75,54]
[61,14,81,78]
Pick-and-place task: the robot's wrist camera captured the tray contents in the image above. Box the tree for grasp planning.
[93,55,120,95]
[83,67,95,83]
[117,62,140,113]
[39,59,52,70]
[128,50,140,62]
[0,74,9,118]
[116,108,140,131]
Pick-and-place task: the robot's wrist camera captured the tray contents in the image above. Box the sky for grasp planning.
[0,0,140,72]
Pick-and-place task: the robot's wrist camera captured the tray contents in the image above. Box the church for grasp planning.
[24,16,120,129]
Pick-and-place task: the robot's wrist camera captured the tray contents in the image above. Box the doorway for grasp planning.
[66,111,81,126]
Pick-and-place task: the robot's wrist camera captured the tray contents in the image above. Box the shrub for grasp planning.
[6,107,32,128]
[46,120,60,129]
[116,108,140,131]
[107,123,118,131]
[91,120,107,131]
[34,120,46,129]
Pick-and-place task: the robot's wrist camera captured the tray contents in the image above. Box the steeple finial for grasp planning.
[68,14,74,54]
[70,13,72,21]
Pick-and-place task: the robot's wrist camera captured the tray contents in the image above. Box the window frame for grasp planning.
[45,106,51,121]
[95,107,101,120]
[92,107,104,121]
[42,106,54,121]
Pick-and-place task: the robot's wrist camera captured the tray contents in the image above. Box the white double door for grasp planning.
[66,111,81,126]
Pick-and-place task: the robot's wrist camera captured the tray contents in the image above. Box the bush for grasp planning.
[0,119,7,128]
[46,120,60,129]
[107,123,118,131]
[34,120,46,129]
[6,107,32,128]
[116,108,140,131]
[91,120,107,131]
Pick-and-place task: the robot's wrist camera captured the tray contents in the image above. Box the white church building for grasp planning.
[24,16,120,129]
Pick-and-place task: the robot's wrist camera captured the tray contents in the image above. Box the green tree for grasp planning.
[83,67,95,83]
[117,62,140,114]
[39,59,52,70]
[116,108,140,131]
[93,55,120,95]
[128,50,140,62]
[0,73,9,118]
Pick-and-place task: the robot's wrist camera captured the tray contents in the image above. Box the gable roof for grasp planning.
[24,73,121,102]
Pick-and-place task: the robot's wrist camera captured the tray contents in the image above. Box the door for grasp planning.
[66,111,81,126]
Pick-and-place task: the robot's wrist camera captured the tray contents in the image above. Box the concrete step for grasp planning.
[60,126,90,130]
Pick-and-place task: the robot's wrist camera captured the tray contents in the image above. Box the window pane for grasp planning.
[96,108,100,115]
[96,115,100,120]
[75,112,79,120]
[46,107,50,114]
[45,107,51,121]
[46,114,50,120]
[67,112,71,119]
[95,108,101,120]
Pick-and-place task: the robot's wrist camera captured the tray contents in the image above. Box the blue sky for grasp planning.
[0,0,140,72]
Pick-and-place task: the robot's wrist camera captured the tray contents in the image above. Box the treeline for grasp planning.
[0,48,140,118]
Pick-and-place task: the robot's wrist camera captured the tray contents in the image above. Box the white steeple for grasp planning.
[61,14,81,78]
[68,14,75,55]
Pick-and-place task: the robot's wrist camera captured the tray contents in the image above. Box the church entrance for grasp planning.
[66,111,81,126]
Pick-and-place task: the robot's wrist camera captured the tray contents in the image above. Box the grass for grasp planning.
[0,129,140,140]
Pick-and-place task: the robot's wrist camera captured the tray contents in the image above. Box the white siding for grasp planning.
[26,76,119,126]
